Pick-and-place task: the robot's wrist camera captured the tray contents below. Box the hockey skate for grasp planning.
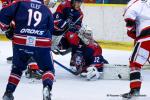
[6,56,13,64]
[43,86,52,100]
[122,89,140,100]
[3,92,14,100]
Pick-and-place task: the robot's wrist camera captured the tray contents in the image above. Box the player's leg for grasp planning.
[82,51,108,80]
[122,41,150,99]
[69,51,87,75]
[3,46,28,100]
[34,49,55,100]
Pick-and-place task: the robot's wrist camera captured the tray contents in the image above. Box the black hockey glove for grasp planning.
[5,26,14,40]
[66,16,73,27]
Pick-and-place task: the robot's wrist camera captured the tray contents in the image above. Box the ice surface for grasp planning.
[0,41,150,100]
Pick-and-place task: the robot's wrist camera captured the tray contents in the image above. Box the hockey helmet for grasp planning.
[71,0,83,4]
[78,25,93,45]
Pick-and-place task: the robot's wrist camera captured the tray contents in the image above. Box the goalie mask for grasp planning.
[78,25,94,45]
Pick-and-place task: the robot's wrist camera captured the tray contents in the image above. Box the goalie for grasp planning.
[54,26,108,80]
[69,26,108,80]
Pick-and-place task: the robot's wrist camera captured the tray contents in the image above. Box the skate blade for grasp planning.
[122,97,138,100]
[7,60,12,64]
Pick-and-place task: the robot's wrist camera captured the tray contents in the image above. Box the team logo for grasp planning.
[28,37,34,43]
[26,36,36,46]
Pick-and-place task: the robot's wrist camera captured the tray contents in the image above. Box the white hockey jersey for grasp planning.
[124,0,150,38]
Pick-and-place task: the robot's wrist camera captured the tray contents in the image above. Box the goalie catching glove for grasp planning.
[81,66,103,81]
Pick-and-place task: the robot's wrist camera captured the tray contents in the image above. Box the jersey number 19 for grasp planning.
[27,9,42,27]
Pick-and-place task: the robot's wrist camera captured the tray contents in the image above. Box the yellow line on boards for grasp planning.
[83,3,127,7]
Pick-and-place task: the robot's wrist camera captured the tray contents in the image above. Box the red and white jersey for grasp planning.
[124,0,150,38]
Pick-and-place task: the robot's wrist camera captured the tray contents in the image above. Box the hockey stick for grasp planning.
[52,48,72,56]
[53,59,78,75]
[53,60,129,79]
[52,15,83,52]
[56,48,72,56]
[147,58,150,64]
[52,50,60,55]
[62,15,83,35]
[54,59,150,76]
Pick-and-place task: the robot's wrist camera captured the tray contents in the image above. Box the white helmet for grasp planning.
[78,25,93,45]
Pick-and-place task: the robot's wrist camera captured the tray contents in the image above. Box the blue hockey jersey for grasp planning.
[0,0,54,48]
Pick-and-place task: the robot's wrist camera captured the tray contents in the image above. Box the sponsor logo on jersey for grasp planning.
[20,28,44,35]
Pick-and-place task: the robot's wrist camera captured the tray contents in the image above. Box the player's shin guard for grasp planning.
[6,73,21,93]
[122,62,141,99]
[130,62,142,91]
[3,70,22,100]
[42,71,54,100]
[5,66,22,94]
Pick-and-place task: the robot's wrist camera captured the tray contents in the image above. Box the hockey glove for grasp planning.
[85,66,102,81]
[127,30,136,39]
[125,18,136,39]
[5,26,14,40]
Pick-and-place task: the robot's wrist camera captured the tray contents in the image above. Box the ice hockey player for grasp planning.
[0,0,54,100]
[122,0,150,99]
[52,0,83,49]
[1,0,42,79]
[25,0,58,79]
[68,26,108,80]
[1,0,14,62]
[4,0,57,79]
[52,0,108,80]
[54,25,108,80]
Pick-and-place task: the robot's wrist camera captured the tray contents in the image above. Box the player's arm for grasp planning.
[53,12,72,33]
[53,12,65,31]
[68,14,83,33]
[53,4,73,33]
[0,1,19,31]
[123,4,137,39]
[125,18,136,39]
[73,12,83,31]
